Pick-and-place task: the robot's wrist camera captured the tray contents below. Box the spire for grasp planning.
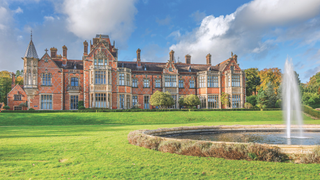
[24,31,38,59]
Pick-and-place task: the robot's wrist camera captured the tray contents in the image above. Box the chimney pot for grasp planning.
[206,53,211,65]
[185,54,191,64]
[50,47,57,58]
[136,48,141,67]
[83,40,88,55]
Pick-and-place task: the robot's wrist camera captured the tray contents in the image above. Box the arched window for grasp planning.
[71,77,78,86]
[42,73,51,86]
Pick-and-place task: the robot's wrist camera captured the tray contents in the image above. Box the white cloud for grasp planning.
[170,0,320,65]
[13,7,23,14]
[61,0,138,45]
[44,16,54,21]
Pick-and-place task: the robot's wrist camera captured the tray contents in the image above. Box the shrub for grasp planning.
[128,130,287,162]
[78,101,84,107]
[275,99,282,108]
[246,95,257,106]
[28,108,35,111]
[183,94,200,108]
[3,105,10,110]
[78,106,85,110]
[244,102,253,109]
[300,146,320,164]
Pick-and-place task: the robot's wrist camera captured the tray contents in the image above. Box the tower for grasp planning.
[22,32,39,108]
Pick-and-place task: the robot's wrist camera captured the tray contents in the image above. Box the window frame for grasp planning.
[143,79,150,88]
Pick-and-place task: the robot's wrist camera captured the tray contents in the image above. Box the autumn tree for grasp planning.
[257,68,282,94]
[244,68,260,96]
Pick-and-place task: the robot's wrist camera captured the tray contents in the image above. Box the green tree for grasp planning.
[183,94,200,108]
[264,82,277,108]
[246,95,257,106]
[245,68,260,96]
[302,93,320,108]
[150,91,174,109]
[178,95,186,108]
[221,92,230,108]
[0,71,12,104]
[256,89,268,109]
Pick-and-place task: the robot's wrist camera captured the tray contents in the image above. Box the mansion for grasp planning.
[7,34,246,110]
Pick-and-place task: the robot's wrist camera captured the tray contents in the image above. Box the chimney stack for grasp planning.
[62,45,68,58]
[136,48,141,67]
[50,47,57,58]
[169,50,174,62]
[83,40,88,55]
[185,54,191,64]
[206,53,211,65]
[11,73,15,89]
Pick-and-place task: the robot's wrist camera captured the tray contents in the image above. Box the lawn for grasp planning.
[1,111,320,179]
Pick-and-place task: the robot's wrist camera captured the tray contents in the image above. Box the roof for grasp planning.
[24,40,38,59]
[118,61,219,73]
[54,60,83,70]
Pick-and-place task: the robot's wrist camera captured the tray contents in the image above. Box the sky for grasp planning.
[1,0,320,83]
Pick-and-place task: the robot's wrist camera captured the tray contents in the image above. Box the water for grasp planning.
[161,131,320,145]
[282,58,304,138]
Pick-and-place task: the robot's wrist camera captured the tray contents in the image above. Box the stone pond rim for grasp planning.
[141,124,320,154]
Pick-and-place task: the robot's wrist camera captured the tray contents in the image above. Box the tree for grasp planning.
[178,95,186,108]
[150,91,174,109]
[305,72,320,93]
[264,82,277,108]
[257,68,282,94]
[16,76,23,85]
[302,93,320,109]
[246,95,257,106]
[0,71,12,104]
[256,89,268,109]
[221,92,230,108]
[244,68,260,96]
[183,94,200,108]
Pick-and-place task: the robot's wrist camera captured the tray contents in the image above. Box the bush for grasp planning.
[275,99,282,108]
[78,101,84,108]
[246,95,257,106]
[3,105,10,110]
[303,105,320,119]
[28,108,35,111]
[78,106,85,110]
[300,146,320,164]
[244,102,253,109]
[128,130,287,162]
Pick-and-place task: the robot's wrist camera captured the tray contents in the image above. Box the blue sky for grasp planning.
[1,0,320,83]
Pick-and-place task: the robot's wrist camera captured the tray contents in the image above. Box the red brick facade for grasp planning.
[7,35,246,110]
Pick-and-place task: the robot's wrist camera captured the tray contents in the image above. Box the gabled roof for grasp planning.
[54,60,83,70]
[24,40,38,59]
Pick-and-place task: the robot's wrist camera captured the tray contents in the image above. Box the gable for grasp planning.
[163,60,178,74]
[39,53,61,70]
[87,42,116,61]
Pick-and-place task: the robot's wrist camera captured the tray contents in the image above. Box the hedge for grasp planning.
[303,105,320,119]
[0,107,281,113]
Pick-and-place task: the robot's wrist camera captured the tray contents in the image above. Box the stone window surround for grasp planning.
[41,72,52,86]
[132,78,138,88]
[143,78,150,88]
[14,94,22,101]
[69,75,80,87]
[117,68,131,87]
[39,93,53,110]
[69,92,80,110]
[178,79,184,88]
[13,106,22,111]
[155,78,161,88]
[118,93,132,109]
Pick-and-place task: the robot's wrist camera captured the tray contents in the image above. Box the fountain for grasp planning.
[282,58,304,138]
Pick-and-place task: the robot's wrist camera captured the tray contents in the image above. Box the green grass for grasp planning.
[0,111,306,126]
[1,111,320,179]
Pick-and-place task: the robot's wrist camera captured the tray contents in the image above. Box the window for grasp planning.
[71,77,78,86]
[95,71,106,84]
[42,73,51,86]
[94,59,97,66]
[95,93,106,108]
[232,95,241,108]
[41,95,52,110]
[133,96,138,107]
[119,94,125,109]
[144,96,149,109]
[14,106,22,110]
[200,96,206,109]
[70,95,78,109]
[208,95,219,109]
[190,80,195,88]
[230,66,234,71]
[179,80,184,88]
[155,79,161,88]
[119,73,125,85]
[14,95,21,101]
[132,79,138,87]
[126,74,130,86]
[143,79,150,88]
[98,59,103,66]
[165,75,176,87]
[199,76,205,88]
[208,76,219,87]
[169,67,172,72]
[232,75,240,87]
[127,95,130,109]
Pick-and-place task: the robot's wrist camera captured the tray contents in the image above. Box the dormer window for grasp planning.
[169,67,172,72]
[188,67,191,72]
[144,65,147,71]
